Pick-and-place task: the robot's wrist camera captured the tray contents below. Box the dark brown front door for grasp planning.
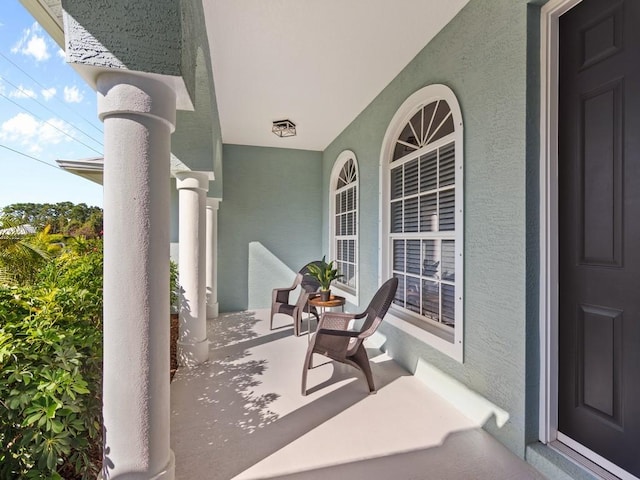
[558,0,640,475]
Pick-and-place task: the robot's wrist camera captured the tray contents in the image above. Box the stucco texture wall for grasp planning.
[62,0,182,78]
[172,0,223,196]
[218,145,323,312]
[322,0,534,456]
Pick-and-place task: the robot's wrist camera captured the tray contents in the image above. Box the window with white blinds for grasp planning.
[387,96,461,333]
[331,152,358,299]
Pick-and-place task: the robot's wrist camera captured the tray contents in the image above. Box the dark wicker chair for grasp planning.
[270,261,322,336]
[301,277,398,395]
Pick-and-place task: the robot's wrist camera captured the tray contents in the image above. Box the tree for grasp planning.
[1,202,103,238]
[0,221,63,286]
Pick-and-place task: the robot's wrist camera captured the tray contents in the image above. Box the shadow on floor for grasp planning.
[269,428,545,480]
[172,311,408,478]
[171,310,545,480]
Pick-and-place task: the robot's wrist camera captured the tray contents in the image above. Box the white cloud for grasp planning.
[39,118,71,145]
[0,112,73,154]
[41,87,56,101]
[57,48,66,59]
[0,113,39,139]
[63,85,84,103]
[24,36,49,62]
[11,22,50,62]
[9,85,37,100]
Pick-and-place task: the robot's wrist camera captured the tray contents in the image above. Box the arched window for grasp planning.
[380,84,464,360]
[330,150,359,303]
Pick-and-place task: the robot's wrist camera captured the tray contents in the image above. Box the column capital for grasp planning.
[206,197,222,209]
[175,171,213,192]
[97,72,177,132]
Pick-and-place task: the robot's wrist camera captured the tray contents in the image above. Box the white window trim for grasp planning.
[379,84,464,362]
[329,150,359,305]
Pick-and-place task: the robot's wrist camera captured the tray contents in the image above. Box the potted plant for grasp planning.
[306,256,343,301]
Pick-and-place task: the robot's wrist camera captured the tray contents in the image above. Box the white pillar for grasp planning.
[99,72,175,479]
[206,198,221,318]
[175,172,210,366]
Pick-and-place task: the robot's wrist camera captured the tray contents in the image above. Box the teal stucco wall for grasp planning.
[172,0,222,194]
[322,0,536,456]
[218,145,323,312]
[62,0,182,81]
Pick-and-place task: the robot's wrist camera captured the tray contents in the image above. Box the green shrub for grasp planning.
[170,260,179,312]
[37,242,103,323]
[0,245,103,478]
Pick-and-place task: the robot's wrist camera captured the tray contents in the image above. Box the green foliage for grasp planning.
[2,202,103,238]
[0,220,53,287]
[29,225,66,257]
[170,260,179,310]
[38,240,103,294]
[306,256,343,291]
[0,244,103,479]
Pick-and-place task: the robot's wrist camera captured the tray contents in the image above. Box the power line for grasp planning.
[0,76,103,147]
[0,91,103,155]
[0,143,63,172]
[0,51,103,136]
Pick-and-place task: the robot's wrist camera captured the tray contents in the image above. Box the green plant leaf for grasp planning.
[71,383,90,395]
[51,420,64,434]
[46,403,58,419]
[25,411,43,426]
[46,448,56,470]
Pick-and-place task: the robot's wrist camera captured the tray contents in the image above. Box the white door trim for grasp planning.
[538,0,583,444]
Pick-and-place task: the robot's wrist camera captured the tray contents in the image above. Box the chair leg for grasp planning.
[301,347,314,396]
[352,346,376,393]
[270,306,275,331]
[293,310,300,336]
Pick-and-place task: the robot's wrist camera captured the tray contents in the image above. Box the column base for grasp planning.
[177,338,209,366]
[150,450,175,480]
[97,450,175,480]
[207,302,219,318]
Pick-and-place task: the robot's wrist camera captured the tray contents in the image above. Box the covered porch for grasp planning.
[170,310,545,479]
[19,0,627,478]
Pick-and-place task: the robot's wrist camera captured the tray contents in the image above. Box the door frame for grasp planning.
[539,2,639,478]
[539,0,582,446]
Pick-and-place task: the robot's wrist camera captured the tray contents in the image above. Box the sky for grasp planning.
[0,1,103,211]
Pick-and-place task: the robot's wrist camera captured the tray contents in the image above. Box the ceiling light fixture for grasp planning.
[272,119,296,137]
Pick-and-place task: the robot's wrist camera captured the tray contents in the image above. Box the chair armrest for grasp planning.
[316,328,360,338]
[272,285,296,304]
[273,284,297,293]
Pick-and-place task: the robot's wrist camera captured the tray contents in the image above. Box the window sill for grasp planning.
[385,307,463,362]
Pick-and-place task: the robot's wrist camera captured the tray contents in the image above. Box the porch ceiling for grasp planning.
[204,0,471,151]
[24,0,472,152]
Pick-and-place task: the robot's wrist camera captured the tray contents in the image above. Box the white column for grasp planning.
[206,198,221,318]
[99,72,175,479]
[175,172,210,366]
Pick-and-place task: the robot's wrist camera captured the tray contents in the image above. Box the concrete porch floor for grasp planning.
[170,310,546,480]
